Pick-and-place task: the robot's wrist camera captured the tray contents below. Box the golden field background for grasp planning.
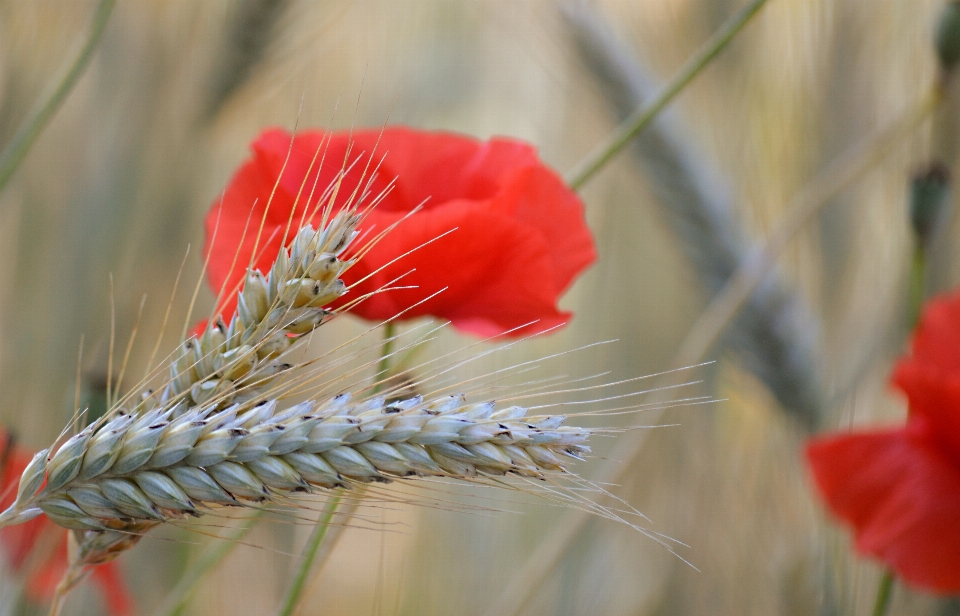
[0,0,957,614]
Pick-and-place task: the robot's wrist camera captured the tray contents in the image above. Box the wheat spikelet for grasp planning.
[158,208,360,410]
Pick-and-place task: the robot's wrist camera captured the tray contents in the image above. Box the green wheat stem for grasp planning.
[374,321,396,394]
[153,512,262,616]
[565,0,770,191]
[0,0,116,193]
[908,245,927,331]
[276,322,395,616]
[871,571,895,616]
[276,494,342,616]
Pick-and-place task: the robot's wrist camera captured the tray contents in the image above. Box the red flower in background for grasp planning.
[806,292,960,593]
[204,127,596,338]
[0,430,132,615]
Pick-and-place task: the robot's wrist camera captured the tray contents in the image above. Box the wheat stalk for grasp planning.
[562,0,824,427]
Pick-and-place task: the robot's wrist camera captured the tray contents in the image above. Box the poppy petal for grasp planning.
[488,165,596,294]
[91,563,134,616]
[336,202,569,337]
[807,429,960,593]
[902,293,960,375]
[204,127,595,338]
[891,361,960,465]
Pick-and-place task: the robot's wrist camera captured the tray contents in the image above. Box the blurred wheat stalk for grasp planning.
[563,0,825,429]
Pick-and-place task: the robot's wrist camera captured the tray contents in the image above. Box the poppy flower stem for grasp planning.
[276,323,395,616]
[871,571,895,616]
[564,0,769,191]
[0,0,115,194]
[908,246,927,331]
[905,161,951,330]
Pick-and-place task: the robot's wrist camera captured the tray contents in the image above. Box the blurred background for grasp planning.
[0,0,957,614]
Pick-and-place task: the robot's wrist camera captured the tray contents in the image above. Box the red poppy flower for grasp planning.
[204,127,596,337]
[806,292,960,593]
[0,430,133,615]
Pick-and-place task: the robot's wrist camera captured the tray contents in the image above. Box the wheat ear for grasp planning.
[157,209,360,410]
[0,208,362,591]
[0,210,599,597]
[10,392,590,528]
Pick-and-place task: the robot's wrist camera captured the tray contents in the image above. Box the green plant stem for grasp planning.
[276,323,394,616]
[0,0,116,193]
[290,496,364,614]
[565,0,769,191]
[153,513,261,616]
[908,245,927,331]
[374,321,396,394]
[871,571,895,616]
[276,495,342,616]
